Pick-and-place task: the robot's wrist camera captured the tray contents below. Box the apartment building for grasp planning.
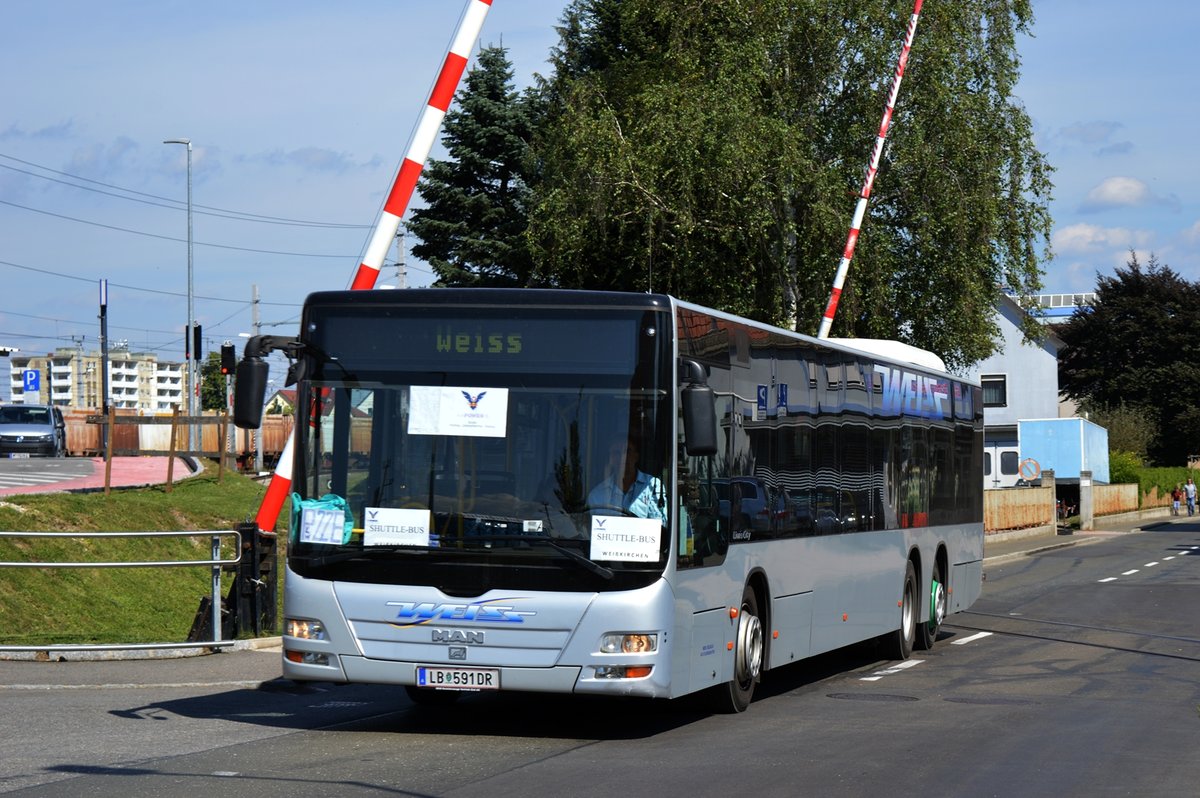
[8,346,186,412]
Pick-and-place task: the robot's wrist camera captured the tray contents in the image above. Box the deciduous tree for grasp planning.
[525,0,1051,369]
[1058,254,1200,465]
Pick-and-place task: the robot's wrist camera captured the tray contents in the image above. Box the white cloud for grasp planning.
[1184,220,1200,244]
[1052,222,1151,254]
[1080,176,1178,212]
[1083,176,1151,208]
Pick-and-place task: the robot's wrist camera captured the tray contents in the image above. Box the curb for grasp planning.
[983,526,1143,566]
[0,636,282,663]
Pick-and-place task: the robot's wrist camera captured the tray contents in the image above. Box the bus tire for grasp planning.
[915,559,946,651]
[713,584,763,714]
[405,686,462,707]
[885,560,917,660]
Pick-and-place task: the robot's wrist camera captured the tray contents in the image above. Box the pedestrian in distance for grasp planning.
[1185,477,1197,517]
[1171,483,1182,516]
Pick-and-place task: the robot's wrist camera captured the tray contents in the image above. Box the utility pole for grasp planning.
[71,335,85,410]
[252,284,263,470]
[395,229,406,289]
[163,138,196,451]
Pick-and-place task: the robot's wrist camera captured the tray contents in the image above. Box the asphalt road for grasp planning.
[0,457,92,492]
[2,523,1198,797]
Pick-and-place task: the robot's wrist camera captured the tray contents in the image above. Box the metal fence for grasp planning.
[0,529,241,654]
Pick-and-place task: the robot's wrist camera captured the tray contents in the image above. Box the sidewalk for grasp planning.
[983,510,1176,564]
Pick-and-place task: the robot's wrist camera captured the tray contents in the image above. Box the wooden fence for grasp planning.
[64,408,294,470]
[985,486,1054,533]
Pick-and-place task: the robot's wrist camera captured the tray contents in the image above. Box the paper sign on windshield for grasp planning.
[299,507,346,545]
[590,516,661,562]
[407,386,508,438]
[364,507,432,547]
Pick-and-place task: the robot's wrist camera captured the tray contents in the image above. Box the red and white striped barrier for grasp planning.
[816,0,923,339]
[255,0,493,534]
[350,0,494,290]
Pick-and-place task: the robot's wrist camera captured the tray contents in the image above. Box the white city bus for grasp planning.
[235,289,983,712]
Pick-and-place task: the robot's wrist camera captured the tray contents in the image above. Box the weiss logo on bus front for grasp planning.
[590,516,661,562]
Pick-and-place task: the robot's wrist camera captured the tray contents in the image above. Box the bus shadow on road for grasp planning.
[105,642,898,740]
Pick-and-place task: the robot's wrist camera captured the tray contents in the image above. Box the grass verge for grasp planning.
[0,460,277,646]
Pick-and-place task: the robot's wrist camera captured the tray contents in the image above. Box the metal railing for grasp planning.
[0,529,241,653]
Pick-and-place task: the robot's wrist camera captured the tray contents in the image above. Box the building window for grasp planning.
[981,374,1007,408]
[1000,450,1019,476]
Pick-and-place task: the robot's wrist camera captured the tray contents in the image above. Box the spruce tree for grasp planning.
[407,46,534,287]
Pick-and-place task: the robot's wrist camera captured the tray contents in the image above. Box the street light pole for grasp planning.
[164,138,195,452]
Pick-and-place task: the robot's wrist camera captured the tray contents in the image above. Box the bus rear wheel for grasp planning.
[713,584,763,714]
[884,560,916,660]
[916,560,946,651]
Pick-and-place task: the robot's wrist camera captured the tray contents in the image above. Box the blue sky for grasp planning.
[1,1,1196,398]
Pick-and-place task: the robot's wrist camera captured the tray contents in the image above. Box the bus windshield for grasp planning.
[288,302,674,592]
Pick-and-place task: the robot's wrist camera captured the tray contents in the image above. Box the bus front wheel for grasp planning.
[713,584,763,714]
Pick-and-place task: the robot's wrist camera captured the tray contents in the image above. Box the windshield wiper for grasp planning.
[306,546,407,568]
[441,534,615,580]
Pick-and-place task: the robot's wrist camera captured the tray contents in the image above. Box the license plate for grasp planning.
[416,666,500,691]
[8,453,30,459]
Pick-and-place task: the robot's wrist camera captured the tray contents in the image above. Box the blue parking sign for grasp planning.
[23,369,39,393]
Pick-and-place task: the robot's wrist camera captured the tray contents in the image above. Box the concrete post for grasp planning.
[1042,469,1056,530]
[1079,470,1094,531]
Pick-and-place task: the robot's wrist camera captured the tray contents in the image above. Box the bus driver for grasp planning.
[587,438,667,523]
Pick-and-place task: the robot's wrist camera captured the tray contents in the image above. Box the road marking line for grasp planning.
[0,476,71,484]
[1098,577,1118,582]
[1144,562,1159,567]
[1122,569,1139,575]
[952,631,993,645]
[860,659,923,681]
[1164,556,1176,561]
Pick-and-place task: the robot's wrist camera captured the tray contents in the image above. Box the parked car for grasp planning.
[713,477,772,533]
[0,404,67,457]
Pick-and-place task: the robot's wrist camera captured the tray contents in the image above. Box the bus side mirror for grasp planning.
[233,356,269,429]
[233,334,303,430]
[680,359,718,457]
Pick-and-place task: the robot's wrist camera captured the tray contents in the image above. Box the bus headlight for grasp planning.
[599,633,657,654]
[285,618,326,641]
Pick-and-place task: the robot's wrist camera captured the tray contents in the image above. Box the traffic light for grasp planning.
[220,342,237,375]
[192,324,202,362]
